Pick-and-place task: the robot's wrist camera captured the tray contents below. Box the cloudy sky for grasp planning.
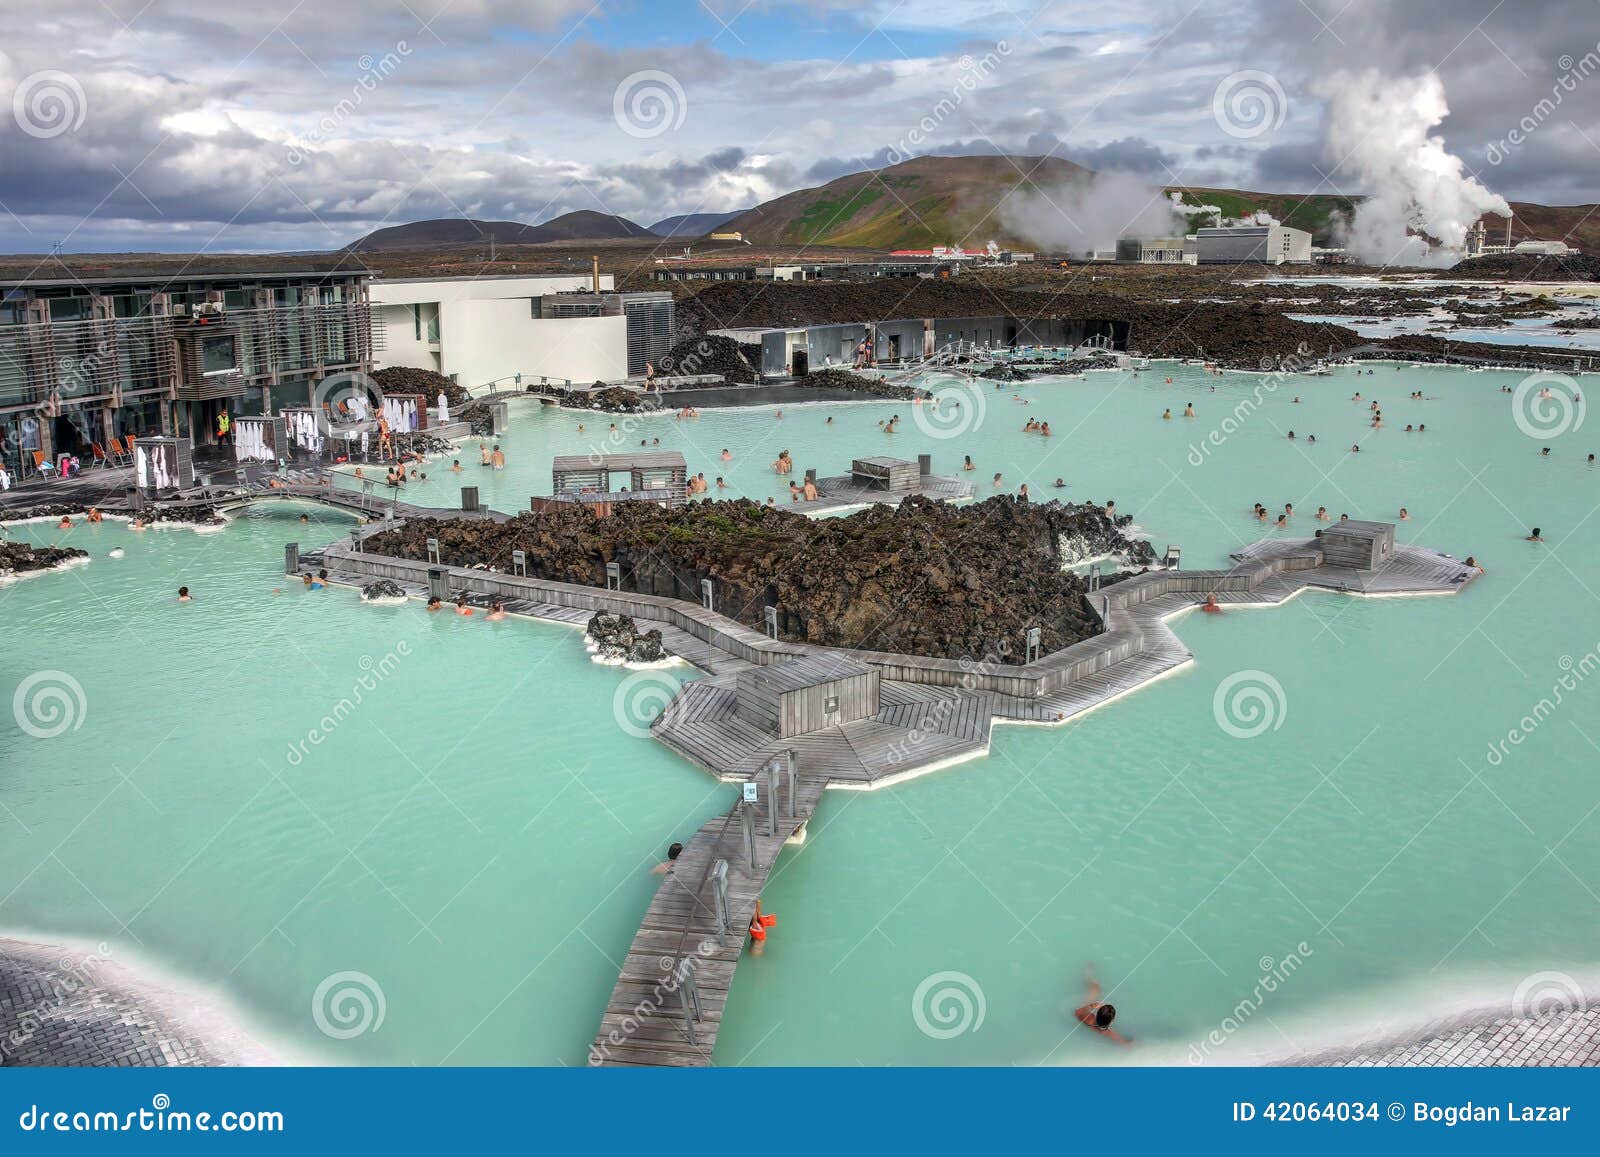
[0,0,1596,253]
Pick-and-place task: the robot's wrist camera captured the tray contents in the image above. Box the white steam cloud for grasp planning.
[1316,70,1509,266]
[1003,172,1189,252]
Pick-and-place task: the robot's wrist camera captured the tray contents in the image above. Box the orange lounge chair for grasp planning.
[29,450,56,478]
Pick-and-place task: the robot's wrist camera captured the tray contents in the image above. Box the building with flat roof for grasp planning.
[0,267,374,480]
[370,274,629,392]
[1115,236,1196,264]
[1195,224,1312,264]
[536,291,674,377]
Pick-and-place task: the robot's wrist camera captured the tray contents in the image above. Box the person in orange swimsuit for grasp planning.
[1201,593,1222,614]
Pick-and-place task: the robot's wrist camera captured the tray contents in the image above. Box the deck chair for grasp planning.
[90,442,110,470]
[107,437,130,465]
[29,450,55,478]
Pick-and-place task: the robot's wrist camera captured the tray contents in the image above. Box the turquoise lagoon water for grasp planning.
[4,360,1599,1065]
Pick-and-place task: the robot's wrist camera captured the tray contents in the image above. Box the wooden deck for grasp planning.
[788,471,973,515]
[589,772,827,1067]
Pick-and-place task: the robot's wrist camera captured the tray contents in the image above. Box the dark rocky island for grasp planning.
[1,539,90,580]
[586,612,670,663]
[364,495,1156,662]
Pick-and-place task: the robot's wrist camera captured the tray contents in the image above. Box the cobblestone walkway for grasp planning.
[1304,1008,1600,1067]
[0,938,268,1067]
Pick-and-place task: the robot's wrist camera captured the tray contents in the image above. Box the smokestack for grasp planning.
[1506,212,1513,247]
[591,255,600,295]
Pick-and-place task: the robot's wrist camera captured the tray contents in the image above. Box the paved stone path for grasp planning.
[0,938,270,1067]
[1300,1008,1600,1067]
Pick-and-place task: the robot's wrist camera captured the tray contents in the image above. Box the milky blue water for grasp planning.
[4,360,1598,1065]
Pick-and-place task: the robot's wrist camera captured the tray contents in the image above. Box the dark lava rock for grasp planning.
[372,365,470,409]
[978,363,1032,382]
[1,539,89,578]
[364,494,1155,663]
[457,401,496,435]
[542,384,661,413]
[800,367,920,399]
[586,611,670,663]
[656,335,762,384]
[361,579,407,602]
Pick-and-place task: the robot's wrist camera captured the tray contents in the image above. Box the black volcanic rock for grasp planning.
[1,539,88,578]
[586,612,669,663]
[363,495,1155,662]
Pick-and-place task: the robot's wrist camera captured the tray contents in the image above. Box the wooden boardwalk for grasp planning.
[589,772,827,1067]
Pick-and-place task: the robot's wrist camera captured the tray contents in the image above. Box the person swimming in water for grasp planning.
[491,445,505,470]
[455,593,473,615]
[1183,403,1195,418]
[964,455,974,471]
[486,598,506,622]
[426,595,442,612]
[1201,593,1222,613]
[177,586,192,602]
[993,472,1003,488]
[1399,507,1410,520]
[1053,477,1066,488]
[1316,506,1329,520]
[1162,408,1172,420]
[1527,527,1544,542]
[1073,964,1131,1046]
[652,842,684,875]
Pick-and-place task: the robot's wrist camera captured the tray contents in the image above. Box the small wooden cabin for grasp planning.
[851,456,919,493]
[551,451,687,508]
[734,654,881,738]
[1320,520,1396,570]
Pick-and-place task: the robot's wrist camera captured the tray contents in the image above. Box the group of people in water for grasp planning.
[424,592,507,620]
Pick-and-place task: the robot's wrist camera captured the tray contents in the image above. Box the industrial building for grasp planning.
[1195,225,1313,265]
[370,274,633,389]
[0,266,375,479]
[1115,236,1197,264]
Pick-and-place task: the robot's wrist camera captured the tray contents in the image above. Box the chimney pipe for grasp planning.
[591,255,601,295]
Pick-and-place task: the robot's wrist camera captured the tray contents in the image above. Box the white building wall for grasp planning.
[370,275,627,388]
[439,303,627,387]
[376,303,438,373]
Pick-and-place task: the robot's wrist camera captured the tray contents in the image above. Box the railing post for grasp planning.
[764,605,779,639]
[701,578,714,612]
[1025,625,1042,664]
[786,749,798,819]
[426,537,440,565]
[712,859,731,947]
[739,799,757,870]
[512,549,527,577]
[606,561,621,591]
[767,761,779,837]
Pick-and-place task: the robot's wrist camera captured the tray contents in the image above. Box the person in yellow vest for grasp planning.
[216,409,231,442]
